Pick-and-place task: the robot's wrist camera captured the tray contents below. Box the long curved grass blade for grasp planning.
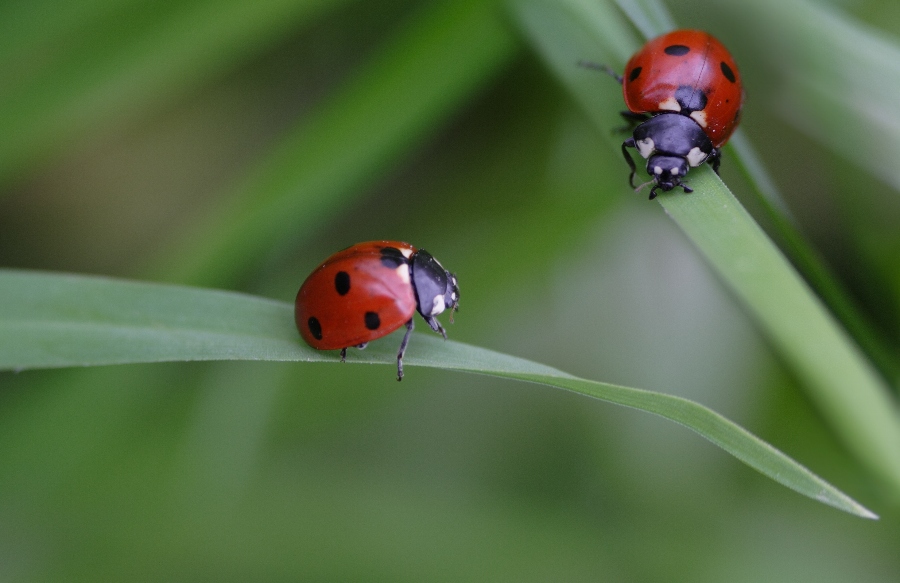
[0,269,877,518]
[729,133,900,383]
[659,169,900,495]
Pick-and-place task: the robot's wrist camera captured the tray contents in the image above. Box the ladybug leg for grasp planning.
[577,60,622,84]
[423,315,447,340]
[620,111,649,125]
[621,111,649,122]
[648,185,659,200]
[612,111,648,134]
[340,342,369,363]
[681,184,694,194]
[707,148,722,175]
[621,138,638,188]
[396,318,414,381]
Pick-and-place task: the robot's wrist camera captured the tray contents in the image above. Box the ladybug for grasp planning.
[295,241,460,381]
[603,30,744,199]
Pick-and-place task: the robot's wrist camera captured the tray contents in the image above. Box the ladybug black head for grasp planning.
[646,154,692,195]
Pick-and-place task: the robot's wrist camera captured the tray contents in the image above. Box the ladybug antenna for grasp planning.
[448,272,459,324]
[448,295,458,324]
[577,60,623,84]
[633,178,655,194]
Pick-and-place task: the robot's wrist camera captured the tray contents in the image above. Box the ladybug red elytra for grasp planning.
[596,30,744,199]
[295,241,459,380]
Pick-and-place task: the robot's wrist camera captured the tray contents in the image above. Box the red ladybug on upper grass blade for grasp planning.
[295,241,460,381]
[600,30,744,199]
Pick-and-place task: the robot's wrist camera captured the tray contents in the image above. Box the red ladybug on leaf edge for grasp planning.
[589,29,744,199]
[295,241,460,381]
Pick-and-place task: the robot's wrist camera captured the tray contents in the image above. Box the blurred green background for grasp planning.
[2,0,900,580]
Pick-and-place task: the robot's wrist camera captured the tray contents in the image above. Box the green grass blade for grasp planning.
[146,0,518,287]
[729,133,900,383]
[660,168,900,494]
[511,0,900,497]
[516,0,900,386]
[0,268,877,519]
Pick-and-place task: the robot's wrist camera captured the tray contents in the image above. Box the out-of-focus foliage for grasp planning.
[1,0,900,581]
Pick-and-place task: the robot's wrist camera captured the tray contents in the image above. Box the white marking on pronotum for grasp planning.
[636,137,655,159]
[399,247,413,258]
[658,97,680,112]
[430,295,446,316]
[690,110,708,128]
[686,146,708,167]
[654,166,663,175]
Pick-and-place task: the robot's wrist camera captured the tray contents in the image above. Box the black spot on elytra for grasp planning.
[628,66,642,82]
[380,246,406,268]
[364,311,380,330]
[334,271,350,295]
[664,44,690,56]
[308,317,323,340]
[674,85,707,112]
[720,61,736,83]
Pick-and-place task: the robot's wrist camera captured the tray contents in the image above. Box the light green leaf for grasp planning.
[0,269,877,519]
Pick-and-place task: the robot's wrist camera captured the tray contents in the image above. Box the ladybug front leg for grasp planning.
[610,111,650,134]
[621,138,638,188]
[619,110,649,127]
[707,148,721,174]
[423,314,447,340]
[396,318,414,381]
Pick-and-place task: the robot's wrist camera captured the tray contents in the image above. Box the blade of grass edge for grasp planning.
[0,268,877,518]
[729,134,900,384]
[659,169,900,496]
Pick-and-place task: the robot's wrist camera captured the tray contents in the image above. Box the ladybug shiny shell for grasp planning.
[611,30,744,199]
[295,241,459,380]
